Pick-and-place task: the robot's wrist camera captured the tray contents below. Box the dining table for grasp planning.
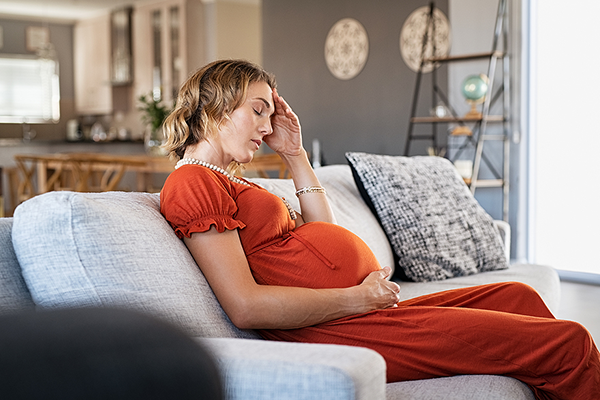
[12,152,289,206]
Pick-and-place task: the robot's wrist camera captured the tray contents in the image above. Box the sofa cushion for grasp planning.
[386,374,535,400]
[346,153,508,282]
[0,218,35,314]
[204,337,386,400]
[12,191,259,339]
[396,263,561,314]
[250,164,395,273]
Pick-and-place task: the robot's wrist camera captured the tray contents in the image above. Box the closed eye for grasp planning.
[253,97,273,117]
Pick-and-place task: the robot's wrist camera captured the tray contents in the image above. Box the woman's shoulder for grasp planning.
[163,165,231,193]
[161,165,239,215]
[160,165,248,238]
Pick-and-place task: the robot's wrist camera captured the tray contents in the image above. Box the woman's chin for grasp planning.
[235,154,255,165]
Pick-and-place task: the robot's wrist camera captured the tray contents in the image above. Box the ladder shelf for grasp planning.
[403,0,510,221]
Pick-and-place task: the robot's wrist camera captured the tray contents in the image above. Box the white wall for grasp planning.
[448,0,498,115]
[531,0,600,275]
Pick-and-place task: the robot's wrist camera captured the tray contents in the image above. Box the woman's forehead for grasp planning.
[248,81,273,97]
[247,82,273,106]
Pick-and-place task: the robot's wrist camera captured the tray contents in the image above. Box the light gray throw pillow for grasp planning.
[346,153,508,282]
[12,191,259,339]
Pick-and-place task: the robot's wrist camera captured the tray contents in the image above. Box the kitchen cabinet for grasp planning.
[72,0,260,122]
[74,14,112,115]
[133,0,205,105]
[132,0,261,104]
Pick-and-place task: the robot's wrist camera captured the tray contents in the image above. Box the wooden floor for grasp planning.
[556,280,600,342]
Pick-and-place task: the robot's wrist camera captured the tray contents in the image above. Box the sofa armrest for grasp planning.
[200,337,386,400]
[493,220,511,262]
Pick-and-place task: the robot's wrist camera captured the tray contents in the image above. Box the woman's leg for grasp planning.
[398,281,555,318]
[375,305,598,400]
[268,283,600,400]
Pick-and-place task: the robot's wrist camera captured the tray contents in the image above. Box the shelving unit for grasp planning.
[404,0,510,221]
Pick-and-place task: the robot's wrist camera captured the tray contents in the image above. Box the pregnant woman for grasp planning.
[160,59,599,400]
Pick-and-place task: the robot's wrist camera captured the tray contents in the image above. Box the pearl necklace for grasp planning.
[176,158,250,186]
[175,157,297,220]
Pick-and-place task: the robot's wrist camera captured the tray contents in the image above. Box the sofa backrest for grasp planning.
[12,191,260,339]
[0,218,35,314]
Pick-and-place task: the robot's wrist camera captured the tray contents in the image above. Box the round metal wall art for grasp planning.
[324,18,369,80]
[400,6,451,73]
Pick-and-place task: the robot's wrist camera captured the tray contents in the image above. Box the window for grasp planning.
[0,55,60,123]
[530,0,600,280]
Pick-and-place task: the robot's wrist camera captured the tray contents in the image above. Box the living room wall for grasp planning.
[262,0,449,165]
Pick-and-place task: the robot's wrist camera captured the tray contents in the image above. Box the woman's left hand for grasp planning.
[265,89,303,157]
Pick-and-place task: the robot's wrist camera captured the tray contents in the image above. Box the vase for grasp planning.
[144,126,167,156]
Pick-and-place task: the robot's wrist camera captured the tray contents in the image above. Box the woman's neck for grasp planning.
[184,141,230,170]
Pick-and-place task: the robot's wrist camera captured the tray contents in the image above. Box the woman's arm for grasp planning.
[281,149,335,226]
[185,227,400,330]
[266,90,335,225]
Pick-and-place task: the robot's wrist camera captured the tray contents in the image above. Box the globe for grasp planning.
[461,74,489,119]
[461,74,489,102]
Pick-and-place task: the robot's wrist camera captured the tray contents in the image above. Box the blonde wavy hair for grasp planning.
[162,60,277,172]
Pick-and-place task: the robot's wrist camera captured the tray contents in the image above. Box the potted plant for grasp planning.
[137,93,173,156]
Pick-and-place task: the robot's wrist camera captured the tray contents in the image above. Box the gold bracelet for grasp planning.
[295,186,326,197]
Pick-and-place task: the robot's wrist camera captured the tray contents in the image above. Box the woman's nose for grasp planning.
[262,118,273,135]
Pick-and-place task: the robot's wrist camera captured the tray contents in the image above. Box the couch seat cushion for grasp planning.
[386,374,534,400]
[396,264,561,313]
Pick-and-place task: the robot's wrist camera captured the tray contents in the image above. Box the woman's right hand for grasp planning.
[356,267,401,312]
[266,89,303,157]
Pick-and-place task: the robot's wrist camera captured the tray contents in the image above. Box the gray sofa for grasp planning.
[1,164,560,400]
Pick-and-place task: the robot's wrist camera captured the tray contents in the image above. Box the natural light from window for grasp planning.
[530,0,600,278]
[0,55,60,123]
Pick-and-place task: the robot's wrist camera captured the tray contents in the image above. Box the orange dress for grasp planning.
[161,165,599,400]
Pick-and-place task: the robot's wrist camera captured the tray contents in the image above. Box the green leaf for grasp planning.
[137,93,173,131]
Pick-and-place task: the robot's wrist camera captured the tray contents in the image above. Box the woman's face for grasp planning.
[217,81,274,165]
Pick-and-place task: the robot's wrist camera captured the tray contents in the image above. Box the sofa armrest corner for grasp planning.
[493,220,511,262]
[200,337,386,400]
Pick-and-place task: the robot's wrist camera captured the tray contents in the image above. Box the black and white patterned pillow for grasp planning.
[345,152,508,282]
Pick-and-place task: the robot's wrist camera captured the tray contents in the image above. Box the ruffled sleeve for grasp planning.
[160,166,246,239]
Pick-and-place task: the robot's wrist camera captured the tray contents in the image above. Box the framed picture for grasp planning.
[26,26,49,51]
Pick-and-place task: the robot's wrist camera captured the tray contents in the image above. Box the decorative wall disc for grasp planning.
[400,6,451,73]
[324,18,369,80]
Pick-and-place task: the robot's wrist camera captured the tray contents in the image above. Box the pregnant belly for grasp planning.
[247,222,382,289]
